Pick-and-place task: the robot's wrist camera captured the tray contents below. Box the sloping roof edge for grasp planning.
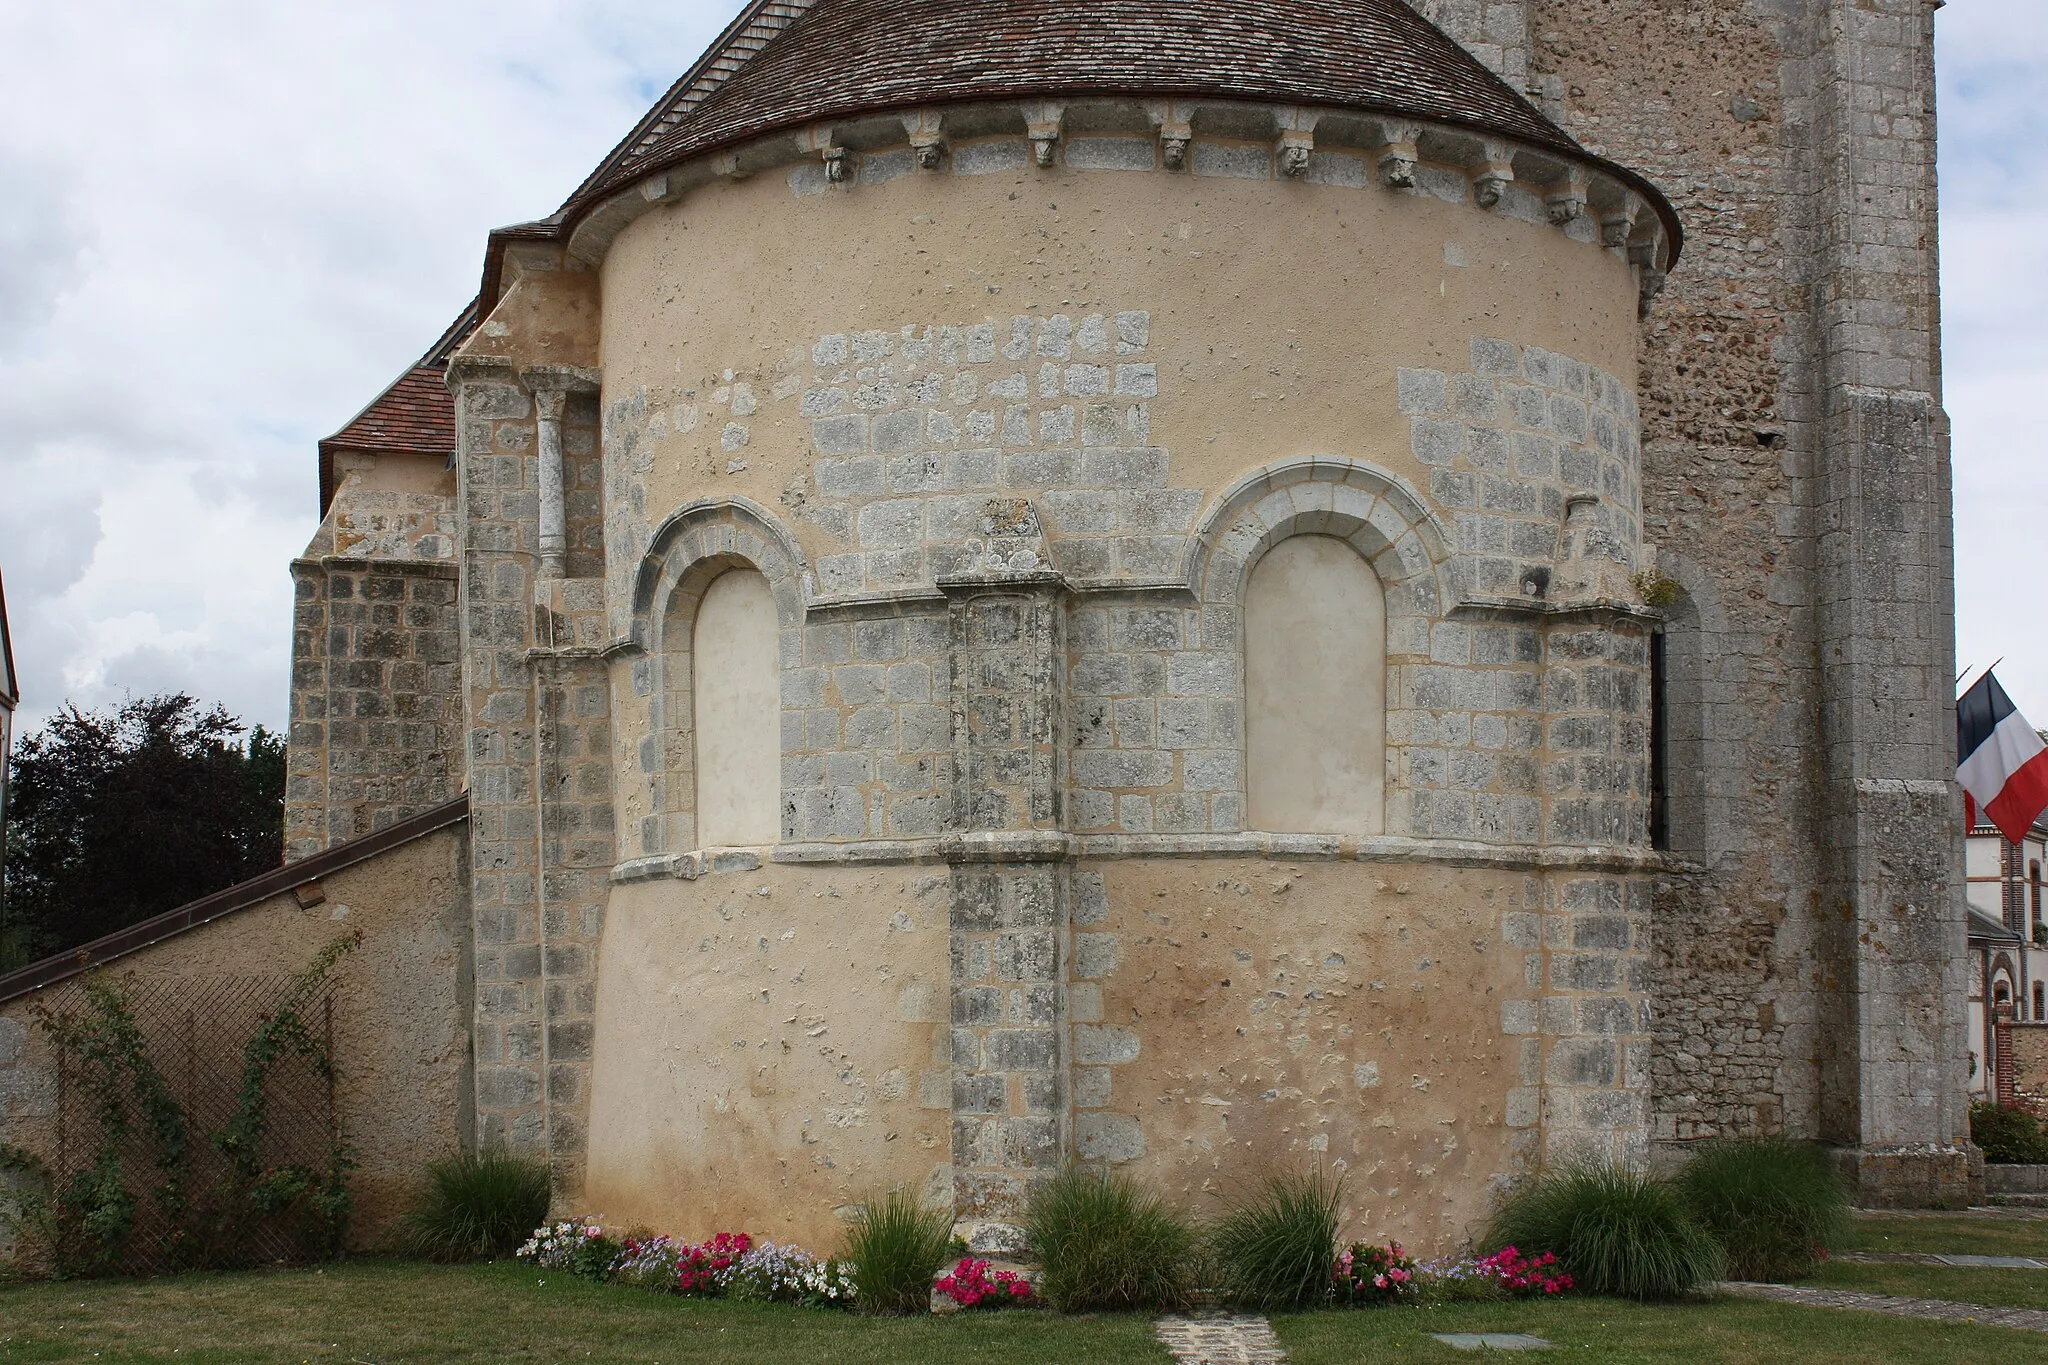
[473,1,1681,318]
[316,298,479,513]
[0,795,470,1005]
[0,565,16,709]
[1969,907,2025,947]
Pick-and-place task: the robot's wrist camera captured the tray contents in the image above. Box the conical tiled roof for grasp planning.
[569,0,1585,211]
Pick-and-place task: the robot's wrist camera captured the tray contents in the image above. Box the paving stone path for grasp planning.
[1722,1281,2048,1333]
[1834,1251,2048,1268]
[1153,1314,1288,1363]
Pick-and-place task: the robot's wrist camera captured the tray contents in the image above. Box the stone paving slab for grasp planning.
[1153,1314,1288,1363]
[1933,1253,2048,1269]
[1721,1281,2048,1333]
[1834,1251,2048,1268]
[1430,1332,1556,1351]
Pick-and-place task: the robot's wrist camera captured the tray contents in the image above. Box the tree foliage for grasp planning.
[2,694,284,970]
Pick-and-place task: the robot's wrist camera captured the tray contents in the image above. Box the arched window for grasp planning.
[691,567,781,847]
[1244,535,1385,834]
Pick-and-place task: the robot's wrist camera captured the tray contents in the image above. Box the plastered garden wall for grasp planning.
[0,827,473,1250]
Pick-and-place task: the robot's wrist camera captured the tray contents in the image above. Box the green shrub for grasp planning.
[1024,1168,1198,1312]
[1972,1101,2048,1164]
[843,1189,952,1315]
[1212,1170,1343,1311]
[400,1149,552,1262]
[1676,1139,1849,1281]
[1486,1164,1723,1301]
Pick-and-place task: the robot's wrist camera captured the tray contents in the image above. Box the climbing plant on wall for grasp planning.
[0,930,359,1278]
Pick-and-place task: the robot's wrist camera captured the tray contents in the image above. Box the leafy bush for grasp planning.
[1486,1164,1723,1301]
[1972,1102,2048,1164]
[842,1189,952,1315]
[1213,1170,1343,1311]
[1024,1168,1198,1312]
[1676,1139,1849,1281]
[401,1148,552,1261]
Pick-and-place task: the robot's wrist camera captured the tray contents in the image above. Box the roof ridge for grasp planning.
[561,0,820,210]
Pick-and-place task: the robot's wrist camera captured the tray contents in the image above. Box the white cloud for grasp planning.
[0,0,2041,750]
[0,0,727,733]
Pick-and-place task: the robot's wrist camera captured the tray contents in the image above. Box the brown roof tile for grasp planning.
[576,0,1583,207]
[322,366,456,456]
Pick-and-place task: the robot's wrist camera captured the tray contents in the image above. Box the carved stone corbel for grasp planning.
[1277,130,1314,178]
[823,145,850,183]
[1600,194,1642,250]
[1546,168,1588,224]
[711,151,750,181]
[1147,101,1194,171]
[1371,118,1421,189]
[1474,140,1516,209]
[1629,232,1669,318]
[902,109,947,170]
[1022,101,1066,168]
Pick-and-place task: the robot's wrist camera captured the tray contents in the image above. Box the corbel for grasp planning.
[1545,167,1588,225]
[1629,226,1669,318]
[1599,193,1642,251]
[1275,108,1319,178]
[804,125,851,183]
[639,174,681,205]
[1474,139,1516,209]
[1022,100,1066,168]
[1370,118,1421,189]
[1147,101,1193,171]
[711,151,751,181]
[901,109,947,170]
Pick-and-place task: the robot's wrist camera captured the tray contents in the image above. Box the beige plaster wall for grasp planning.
[693,568,782,846]
[595,150,1637,557]
[1245,534,1386,835]
[0,826,472,1251]
[585,860,951,1246]
[1084,856,1532,1255]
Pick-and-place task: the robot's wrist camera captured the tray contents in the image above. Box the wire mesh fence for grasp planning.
[46,971,346,1275]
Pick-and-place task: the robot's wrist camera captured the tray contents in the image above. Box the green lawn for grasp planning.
[1274,1296,2048,1362]
[1842,1212,2048,1258]
[1807,1259,2048,1312]
[6,1261,2048,1364]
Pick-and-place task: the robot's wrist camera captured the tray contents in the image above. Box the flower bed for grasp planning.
[516,1219,854,1308]
[935,1257,1033,1309]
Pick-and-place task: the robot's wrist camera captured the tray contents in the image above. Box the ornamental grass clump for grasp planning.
[1024,1168,1198,1312]
[842,1189,952,1315]
[1213,1170,1343,1311]
[1485,1164,1722,1301]
[400,1148,552,1262]
[1676,1139,1849,1281]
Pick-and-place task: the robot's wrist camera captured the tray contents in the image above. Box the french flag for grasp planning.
[1958,671,2048,843]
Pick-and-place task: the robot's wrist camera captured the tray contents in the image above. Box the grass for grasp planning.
[1675,1140,1849,1281]
[1023,1168,1198,1312]
[0,1260,1169,1364]
[1211,1170,1342,1310]
[6,1265,2048,1364]
[1807,1259,2048,1312]
[1270,1294,2048,1363]
[399,1148,552,1261]
[842,1188,953,1315]
[1487,1164,1724,1301]
[1842,1212,2048,1258]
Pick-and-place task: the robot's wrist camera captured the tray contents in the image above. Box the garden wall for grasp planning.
[0,820,474,1254]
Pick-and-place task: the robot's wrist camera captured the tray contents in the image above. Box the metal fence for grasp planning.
[49,972,343,1275]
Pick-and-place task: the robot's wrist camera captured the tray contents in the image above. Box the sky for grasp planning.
[0,1,2043,737]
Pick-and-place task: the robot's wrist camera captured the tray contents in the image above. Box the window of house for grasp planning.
[692,568,781,846]
[1244,535,1385,835]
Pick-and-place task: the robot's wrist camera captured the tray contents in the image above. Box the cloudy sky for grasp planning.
[1,1,2043,737]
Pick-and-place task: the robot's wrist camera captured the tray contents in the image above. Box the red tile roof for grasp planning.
[316,301,477,512]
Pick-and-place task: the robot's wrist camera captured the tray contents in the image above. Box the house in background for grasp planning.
[1965,811,2048,1099]
[0,567,15,864]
